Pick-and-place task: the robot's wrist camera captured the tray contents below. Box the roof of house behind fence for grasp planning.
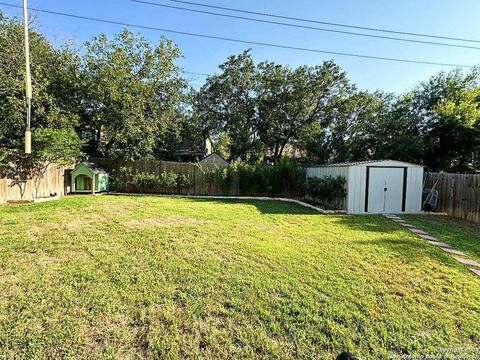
[307,160,423,168]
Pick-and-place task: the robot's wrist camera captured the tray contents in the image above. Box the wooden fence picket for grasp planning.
[424,172,480,223]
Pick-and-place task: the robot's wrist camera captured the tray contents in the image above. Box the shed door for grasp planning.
[367,167,405,213]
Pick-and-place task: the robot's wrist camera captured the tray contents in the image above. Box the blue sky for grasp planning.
[2,0,480,93]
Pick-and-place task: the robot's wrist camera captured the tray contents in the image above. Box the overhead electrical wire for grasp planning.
[183,71,209,77]
[131,0,480,51]
[0,2,475,68]
[163,0,480,44]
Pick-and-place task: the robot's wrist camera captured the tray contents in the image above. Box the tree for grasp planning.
[298,68,480,172]
[297,90,381,163]
[194,50,263,162]
[30,128,84,198]
[400,68,480,172]
[0,149,33,199]
[195,51,352,163]
[324,91,424,164]
[78,29,189,160]
[0,13,84,198]
[257,61,351,162]
[0,128,83,199]
[0,13,78,150]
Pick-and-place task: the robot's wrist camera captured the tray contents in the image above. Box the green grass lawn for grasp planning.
[0,196,479,359]
[403,214,480,264]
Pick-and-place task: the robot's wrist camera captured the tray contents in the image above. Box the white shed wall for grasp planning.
[306,166,349,210]
[306,160,424,214]
[405,167,423,213]
[347,166,367,214]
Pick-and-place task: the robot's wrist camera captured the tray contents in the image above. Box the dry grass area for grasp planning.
[0,196,479,359]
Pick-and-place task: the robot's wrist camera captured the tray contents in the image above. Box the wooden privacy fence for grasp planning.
[0,164,72,204]
[424,172,480,223]
[90,157,301,198]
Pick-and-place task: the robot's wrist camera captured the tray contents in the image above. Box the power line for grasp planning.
[0,2,475,68]
[131,0,480,51]
[183,71,209,77]
[164,0,480,45]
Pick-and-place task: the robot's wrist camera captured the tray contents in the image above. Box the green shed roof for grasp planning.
[72,162,107,175]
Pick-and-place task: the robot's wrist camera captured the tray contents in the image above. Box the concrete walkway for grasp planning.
[384,214,480,277]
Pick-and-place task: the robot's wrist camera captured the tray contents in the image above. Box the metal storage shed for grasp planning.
[306,160,424,214]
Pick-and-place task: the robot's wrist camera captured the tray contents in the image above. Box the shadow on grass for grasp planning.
[177,197,323,215]
[357,236,458,267]
[335,215,402,233]
[333,215,459,267]
[403,214,480,263]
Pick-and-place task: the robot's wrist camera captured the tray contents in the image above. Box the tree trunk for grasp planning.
[275,140,289,162]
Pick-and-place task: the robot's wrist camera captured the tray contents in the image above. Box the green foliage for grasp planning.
[0,149,34,198]
[304,176,347,207]
[0,128,83,198]
[32,128,84,167]
[257,61,351,162]
[208,166,236,195]
[78,29,190,160]
[207,157,302,196]
[0,14,194,161]
[195,50,350,163]
[175,174,191,191]
[194,50,263,162]
[110,167,191,193]
[0,14,79,150]
[2,11,480,173]
[410,69,480,172]
[298,68,480,173]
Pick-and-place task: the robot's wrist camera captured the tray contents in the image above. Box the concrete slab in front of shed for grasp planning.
[409,228,428,235]
[453,257,480,268]
[440,248,465,256]
[418,234,439,242]
[427,240,452,248]
[469,268,480,277]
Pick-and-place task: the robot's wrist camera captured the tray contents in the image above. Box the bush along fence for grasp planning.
[91,157,308,198]
[424,172,480,223]
[304,175,347,210]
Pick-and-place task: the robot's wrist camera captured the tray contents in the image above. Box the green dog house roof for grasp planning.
[71,162,109,194]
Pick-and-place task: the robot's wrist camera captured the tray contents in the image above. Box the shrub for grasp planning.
[133,172,160,190]
[209,166,236,195]
[304,176,347,207]
[206,157,302,196]
[110,166,133,191]
[158,171,178,189]
[110,167,191,193]
[176,174,191,192]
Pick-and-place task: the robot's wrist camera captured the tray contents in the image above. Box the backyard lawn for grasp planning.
[0,196,479,359]
[403,213,480,264]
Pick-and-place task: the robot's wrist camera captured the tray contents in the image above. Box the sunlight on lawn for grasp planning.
[0,196,479,359]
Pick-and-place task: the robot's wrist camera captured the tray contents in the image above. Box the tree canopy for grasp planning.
[78,30,190,160]
[1,12,479,173]
[194,50,351,163]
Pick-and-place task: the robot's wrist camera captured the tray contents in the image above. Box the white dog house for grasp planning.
[306,160,424,214]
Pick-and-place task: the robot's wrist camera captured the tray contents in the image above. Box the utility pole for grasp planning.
[23,0,32,154]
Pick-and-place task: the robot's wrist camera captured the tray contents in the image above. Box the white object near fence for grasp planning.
[305,160,424,214]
